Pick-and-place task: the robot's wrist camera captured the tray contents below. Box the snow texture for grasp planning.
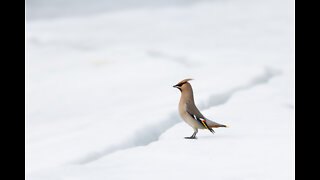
[26,0,294,179]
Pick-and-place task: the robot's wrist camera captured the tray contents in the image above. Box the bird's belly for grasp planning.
[179,112,204,129]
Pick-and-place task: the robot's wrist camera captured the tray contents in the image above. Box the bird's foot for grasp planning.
[184,136,197,139]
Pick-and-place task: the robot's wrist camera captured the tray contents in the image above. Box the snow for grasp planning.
[26,0,294,179]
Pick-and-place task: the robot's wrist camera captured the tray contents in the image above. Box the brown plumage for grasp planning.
[175,78,193,86]
[173,79,228,139]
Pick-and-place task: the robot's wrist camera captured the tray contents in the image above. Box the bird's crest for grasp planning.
[176,78,193,86]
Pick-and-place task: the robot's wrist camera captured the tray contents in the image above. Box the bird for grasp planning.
[173,78,228,139]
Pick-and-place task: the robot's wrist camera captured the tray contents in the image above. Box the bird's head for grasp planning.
[173,78,193,92]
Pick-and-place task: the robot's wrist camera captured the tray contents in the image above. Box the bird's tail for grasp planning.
[206,119,229,128]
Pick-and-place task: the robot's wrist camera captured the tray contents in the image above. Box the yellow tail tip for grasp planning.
[225,125,229,128]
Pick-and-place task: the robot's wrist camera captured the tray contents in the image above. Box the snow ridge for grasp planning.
[73,67,280,165]
[199,67,280,109]
[73,113,179,164]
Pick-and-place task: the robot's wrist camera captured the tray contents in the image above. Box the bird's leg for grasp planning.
[185,129,198,139]
[185,133,197,139]
[191,131,197,138]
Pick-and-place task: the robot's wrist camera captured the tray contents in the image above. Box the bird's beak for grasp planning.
[173,84,182,92]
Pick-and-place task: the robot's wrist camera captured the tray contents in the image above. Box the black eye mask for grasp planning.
[177,82,186,87]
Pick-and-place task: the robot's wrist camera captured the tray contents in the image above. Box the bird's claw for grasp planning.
[184,136,197,139]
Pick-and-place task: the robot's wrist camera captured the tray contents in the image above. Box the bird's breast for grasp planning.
[178,102,203,129]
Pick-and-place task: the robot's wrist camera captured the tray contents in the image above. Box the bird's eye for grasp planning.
[178,82,186,87]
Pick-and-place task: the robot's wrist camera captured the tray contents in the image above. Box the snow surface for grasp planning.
[26,0,294,179]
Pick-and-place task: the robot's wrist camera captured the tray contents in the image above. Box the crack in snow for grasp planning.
[73,113,179,164]
[198,67,280,109]
[73,67,280,165]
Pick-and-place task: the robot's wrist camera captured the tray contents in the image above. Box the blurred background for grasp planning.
[26,0,211,20]
[26,0,294,179]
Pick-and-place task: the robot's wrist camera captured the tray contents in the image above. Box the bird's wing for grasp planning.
[186,101,227,128]
[185,101,205,119]
[186,103,215,133]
